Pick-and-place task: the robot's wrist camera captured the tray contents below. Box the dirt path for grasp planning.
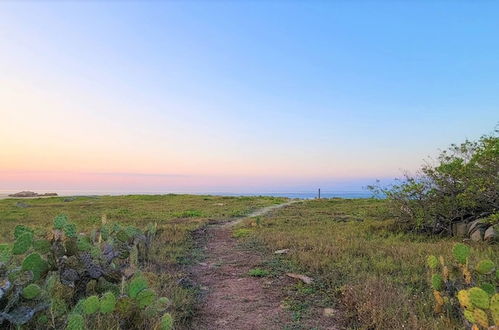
[190,202,297,330]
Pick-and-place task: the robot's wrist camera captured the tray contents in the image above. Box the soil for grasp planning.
[190,202,296,330]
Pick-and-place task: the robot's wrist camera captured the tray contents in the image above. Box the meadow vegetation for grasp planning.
[0,194,285,329]
[236,198,498,329]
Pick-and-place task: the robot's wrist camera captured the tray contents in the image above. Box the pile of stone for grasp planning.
[451,220,496,242]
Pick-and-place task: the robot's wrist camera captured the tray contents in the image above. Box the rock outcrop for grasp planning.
[8,191,58,198]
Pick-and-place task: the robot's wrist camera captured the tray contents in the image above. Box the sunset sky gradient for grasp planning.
[1,2,498,193]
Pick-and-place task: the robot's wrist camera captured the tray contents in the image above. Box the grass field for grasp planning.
[0,194,286,329]
[236,198,499,329]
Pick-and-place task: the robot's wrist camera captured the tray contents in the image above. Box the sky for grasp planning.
[0,1,498,194]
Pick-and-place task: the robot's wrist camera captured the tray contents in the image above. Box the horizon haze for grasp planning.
[1,1,498,193]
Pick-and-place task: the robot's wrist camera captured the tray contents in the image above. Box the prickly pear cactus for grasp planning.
[128,275,148,298]
[82,295,100,315]
[22,253,49,280]
[136,288,156,309]
[99,292,116,314]
[491,294,499,325]
[458,290,472,309]
[66,313,85,330]
[476,259,495,275]
[22,284,42,299]
[472,308,489,328]
[452,243,471,264]
[13,232,33,255]
[427,255,438,269]
[158,312,173,330]
[469,287,490,309]
[431,274,444,290]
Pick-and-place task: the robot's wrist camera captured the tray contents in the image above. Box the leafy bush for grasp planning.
[427,243,497,328]
[0,216,173,328]
[370,129,498,234]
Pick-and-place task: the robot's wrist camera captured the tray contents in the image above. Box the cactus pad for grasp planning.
[458,290,472,309]
[77,236,93,252]
[159,313,173,330]
[13,232,33,255]
[476,259,495,275]
[452,243,471,264]
[464,309,475,323]
[136,288,156,308]
[427,255,438,269]
[0,243,12,263]
[431,274,444,290]
[469,287,490,309]
[64,223,77,238]
[490,294,499,325]
[99,292,116,314]
[472,308,489,328]
[21,253,49,280]
[82,295,100,315]
[22,283,42,299]
[128,275,148,298]
[14,225,33,239]
[480,283,495,296]
[54,215,69,230]
[66,313,85,330]
[33,239,51,254]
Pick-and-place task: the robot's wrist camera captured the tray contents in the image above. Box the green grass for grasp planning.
[236,198,499,329]
[0,194,286,328]
[248,268,270,277]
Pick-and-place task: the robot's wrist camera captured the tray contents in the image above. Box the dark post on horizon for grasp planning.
[318,188,321,199]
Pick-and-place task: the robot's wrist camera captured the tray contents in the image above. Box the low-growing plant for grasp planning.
[427,242,497,329]
[248,268,270,277]
[0,215,173,328]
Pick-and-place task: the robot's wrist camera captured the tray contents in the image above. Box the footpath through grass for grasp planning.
[236,198,499,329]
[0,194,286,329]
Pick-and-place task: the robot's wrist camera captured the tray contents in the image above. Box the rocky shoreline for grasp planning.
[7,191,58,198]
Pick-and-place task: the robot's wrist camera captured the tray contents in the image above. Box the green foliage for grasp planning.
[136,288,156,309]
[431,274,444,290]
[54,214,69,230]
[158,313,174,330]
[369,131,499,234]
[64,223,77,238]
[248,268,270,277]
[480,283,495,296]
[469,287,490,309]
[427,255,438,269]
[128,275,148,298]
[22,283,42,299]
[82,295,100,315]
[22,253,49,280]
[476,259,495,274]
[0,243,12,263]
[99,292,116,314]
[66,313,85,330]
[14,225,33,239]
[452,243,470,264]
[13,231,33,255]
[33,239,51,254]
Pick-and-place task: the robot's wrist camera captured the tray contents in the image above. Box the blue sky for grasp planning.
[1,1,498,193]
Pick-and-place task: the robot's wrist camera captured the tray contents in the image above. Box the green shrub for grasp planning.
[248,268,270,277]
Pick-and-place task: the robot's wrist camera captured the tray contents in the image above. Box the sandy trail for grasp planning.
[190,201,297,330]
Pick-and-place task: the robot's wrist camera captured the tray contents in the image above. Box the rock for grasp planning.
[323,308,336,317]
[15,202,30,208]
[8,191,58,198]
[470,229,484,241]
[484,226,496,242]
[286,273,313,284]
[63,197,76,202]
[8,191,38,197]
[451,222,468,237]
[274,249,290,254]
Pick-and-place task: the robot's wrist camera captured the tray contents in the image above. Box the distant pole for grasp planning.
[318,188,321,199]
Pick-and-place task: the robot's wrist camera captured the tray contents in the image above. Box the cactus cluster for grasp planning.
[0,215,170,329]
[427,243,497,329]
